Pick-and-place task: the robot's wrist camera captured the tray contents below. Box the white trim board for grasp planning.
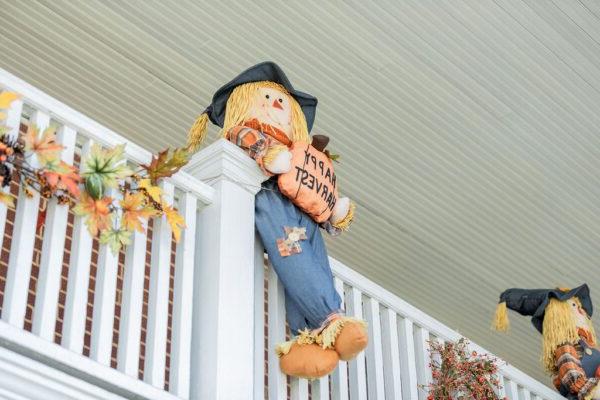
[0,321,181,400]
[0,346,124,400]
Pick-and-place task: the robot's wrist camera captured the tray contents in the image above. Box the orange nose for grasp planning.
[272,100,283,110]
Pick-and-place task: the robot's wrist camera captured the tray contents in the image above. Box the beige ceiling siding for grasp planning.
[1,0,600,385]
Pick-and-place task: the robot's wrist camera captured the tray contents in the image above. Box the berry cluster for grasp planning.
[425,338,504,400]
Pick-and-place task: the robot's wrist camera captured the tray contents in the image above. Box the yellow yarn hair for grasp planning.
[222,81,310,143]
[542,297,596,373]
[492,301,509,332]
[187,80,311,153]
[186,113,209,153]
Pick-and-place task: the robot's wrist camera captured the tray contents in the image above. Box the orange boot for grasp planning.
[278,342,339,379]
[334,321,368,360]
[320,317,368,361]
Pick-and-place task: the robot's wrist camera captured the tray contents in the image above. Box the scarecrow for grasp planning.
[493,284,600,399]
[186,62,367,379]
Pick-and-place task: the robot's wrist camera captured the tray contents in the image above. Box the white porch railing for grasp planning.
[0,66,563,400]
[0,68,214,400]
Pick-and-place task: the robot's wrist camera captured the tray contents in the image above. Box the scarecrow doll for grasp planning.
[493,284,600,399]
[186,62,367,379]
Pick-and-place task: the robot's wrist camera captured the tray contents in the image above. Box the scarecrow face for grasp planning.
[568,298,590,328]
[246,86,293,137]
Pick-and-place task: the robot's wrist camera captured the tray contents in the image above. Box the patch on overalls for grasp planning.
[276,226,307,257]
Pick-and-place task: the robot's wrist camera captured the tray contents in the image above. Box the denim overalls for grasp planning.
[255,178,342,336]
[559,339,600,399]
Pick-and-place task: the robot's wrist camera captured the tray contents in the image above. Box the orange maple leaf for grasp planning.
[162,202,186,242]
[73,193,113,236]
[120,191,157,233]
[43,161,82,198]
[23,125,64,166]
[142,148,189,183]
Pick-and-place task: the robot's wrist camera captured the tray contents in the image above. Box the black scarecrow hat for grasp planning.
[204,61,318,132]
[493,284,592,333]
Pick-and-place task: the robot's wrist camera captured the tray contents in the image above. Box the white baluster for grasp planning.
[398,317,418,400]
[253,236,266,400]
[381,308,402,400]
[331,277,348,400]
[496,373,507,399]
[505,378,519,400]
[290,378,309,400]
[169,191,198,398]
[414,325,432,400]
[0,95,22,241]
[62,139,94,353]
[268,263,287,399]
[312,377,330,400]
[90,188,121,366]
[117,186,148,376]
[345,287,367,400]
[520,386,532,400]
[3,110,49,327]
[32,125,77,341]
[144,181,174,388]
[363,297,385,399]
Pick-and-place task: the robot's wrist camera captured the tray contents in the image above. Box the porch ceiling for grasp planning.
[2,0,600,386]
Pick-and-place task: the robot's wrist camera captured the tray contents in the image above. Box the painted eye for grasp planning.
[266,94,270,99]
[278,98,283,103]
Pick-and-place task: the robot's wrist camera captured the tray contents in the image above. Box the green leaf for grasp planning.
[99,227,132,254]
[82,144,132,189]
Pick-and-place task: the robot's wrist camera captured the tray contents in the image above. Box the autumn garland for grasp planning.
[0,92,189,254]
[425,338,504,400]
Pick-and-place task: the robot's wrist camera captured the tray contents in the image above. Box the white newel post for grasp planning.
[185,139,266,400]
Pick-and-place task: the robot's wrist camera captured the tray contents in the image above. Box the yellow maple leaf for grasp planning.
[0,92,19,109]
[73,192,113,236]
[138,178,162,203]
[23,125,64,166]
[0,191,14,208]
[163,202,185,242]
[120,191,157,233]
[0,92,20,118]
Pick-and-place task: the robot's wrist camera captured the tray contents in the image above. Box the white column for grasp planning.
[186,139,266,400]
[253,236,266,400]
